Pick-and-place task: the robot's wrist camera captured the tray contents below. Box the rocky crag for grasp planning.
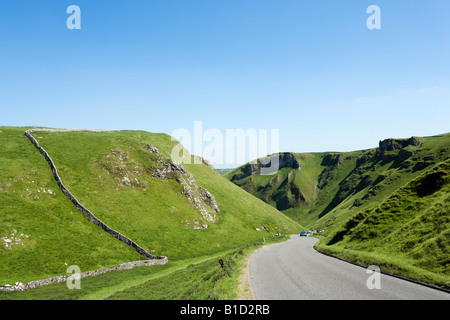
[226,134,450,223]
[147,144,220,228]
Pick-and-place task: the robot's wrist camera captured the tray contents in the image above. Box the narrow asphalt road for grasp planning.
[248,235,449,300]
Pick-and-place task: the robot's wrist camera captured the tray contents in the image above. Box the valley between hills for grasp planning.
[0,127,448,299]
[225,133,450,290]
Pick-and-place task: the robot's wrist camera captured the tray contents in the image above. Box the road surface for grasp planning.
[248,235,449,300]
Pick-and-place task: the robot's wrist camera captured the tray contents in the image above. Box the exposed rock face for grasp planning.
[356,153,372,167]
[150,158,187,179]
[100,142,220,226]
[200,188,220,214]
[178,171,220,224]
[267,152,300,170]
[290,182,307,204]
[193,155,215,170]
[230,163,260,182]
[378,137,423,155]
[231,153,300,181]
[24,129,164,261]
[321,153,344,167]
[377,136,424,164]
[147,145,159,154]
[398,149,414,162]
[102,148,149,189]
[229,153,306,211]
[379,139,397,154]
[408,136,423,147]
[1,230,29,250]
[149,147,220,225]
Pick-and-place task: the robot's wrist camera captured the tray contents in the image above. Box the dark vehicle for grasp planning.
[300,231,307,237]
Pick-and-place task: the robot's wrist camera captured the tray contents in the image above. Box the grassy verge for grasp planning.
[314,240,450,291]
[0,236,288,300]
[314,161,450,291]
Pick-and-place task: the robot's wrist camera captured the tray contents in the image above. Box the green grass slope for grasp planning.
[0,127,301,288]
[224,151,364,226]
[0,127,143,285]
[308,134,450,235]
[226,133,450,289]
[316,160,450,289]
[0,244,259,300]
[226,134,450,228]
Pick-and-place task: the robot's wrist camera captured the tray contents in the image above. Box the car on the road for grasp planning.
[300,231,307,237]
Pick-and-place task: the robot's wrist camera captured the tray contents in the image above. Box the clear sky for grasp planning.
[1,1,449,167]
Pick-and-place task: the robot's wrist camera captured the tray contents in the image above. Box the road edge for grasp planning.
[246,235,298,300]
[312,237,450,295]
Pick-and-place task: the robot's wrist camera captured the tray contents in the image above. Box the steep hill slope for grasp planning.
[317,160,450,288]
[0,127,301,285]
[225,151,362,224]
[225,133,450,288]
[226,134,449,227]
[0,127,143,285]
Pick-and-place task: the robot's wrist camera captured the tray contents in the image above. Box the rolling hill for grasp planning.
[0,127,301,287]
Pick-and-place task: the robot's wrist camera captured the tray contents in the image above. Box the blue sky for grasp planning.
[1,1,449,167]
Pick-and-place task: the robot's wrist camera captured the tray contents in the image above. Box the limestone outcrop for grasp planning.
[148,146,220,225]
[24,129,166,261]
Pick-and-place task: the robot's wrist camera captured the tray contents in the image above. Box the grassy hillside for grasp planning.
[316,160,450,289]
[226,134,449,227]
[0,127,301,288]
[226,133,450,288]
[224,151,364,225]
[0,127,143,285]
[308,134,450,238]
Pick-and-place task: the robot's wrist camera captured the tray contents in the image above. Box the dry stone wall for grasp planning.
[24,129,165,260]
[2,129,169,291]
[1,258,168,292]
